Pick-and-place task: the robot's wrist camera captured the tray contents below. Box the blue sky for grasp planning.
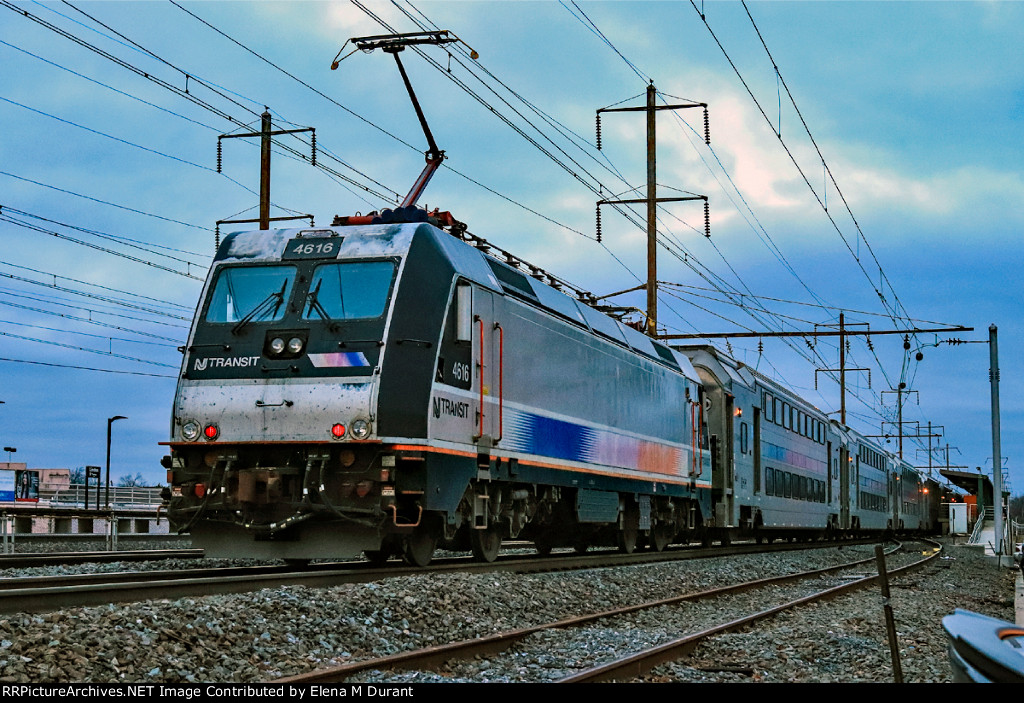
[0,0,1020,492]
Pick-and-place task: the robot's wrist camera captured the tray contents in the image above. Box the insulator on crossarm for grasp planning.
[596,204,602,243]
[704,200,711,238]
[703,106,710,145]
[311,130,317,167]
[216,139,222,173]
[758,338,763,356]
[596,114,602,151]
[214,224,220,251]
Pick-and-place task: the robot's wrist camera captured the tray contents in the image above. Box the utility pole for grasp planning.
[814,313,871,427]
[596,84,710,336]
[646,82,657,336]
[217,110,316,231]
[908,423,944,477]
[881,385,917,460]
[840,312,846,425]
[927,422,941,477]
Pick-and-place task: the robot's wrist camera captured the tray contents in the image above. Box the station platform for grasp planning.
[965,521,1024,625]
[1017,570,1024,626]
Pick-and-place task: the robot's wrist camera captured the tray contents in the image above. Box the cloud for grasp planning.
[836,161,1024,226]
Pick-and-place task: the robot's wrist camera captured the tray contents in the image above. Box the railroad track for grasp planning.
[0,536,891,614]
[0,548,203,568]
[276,539,942,684]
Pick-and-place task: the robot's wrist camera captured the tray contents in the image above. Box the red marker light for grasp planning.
[331,423,346,438]
[194,483,206,498]
[204,424,219,440]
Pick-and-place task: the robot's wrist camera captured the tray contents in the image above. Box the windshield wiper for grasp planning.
[305,279,340,332]
[305,279,331,321]
[231,280,287,336]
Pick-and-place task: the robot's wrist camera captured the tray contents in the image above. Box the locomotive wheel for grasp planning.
[617,502,640,554]
[651,525,672,552]
[533,534,554,556]
[363,550,390,567]
[470,525,502,563]
[403,530,437,567]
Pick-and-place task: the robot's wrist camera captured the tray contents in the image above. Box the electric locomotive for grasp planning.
[163,214,713,565]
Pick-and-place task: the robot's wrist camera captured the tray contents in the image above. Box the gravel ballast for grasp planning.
[0,539,1014,683]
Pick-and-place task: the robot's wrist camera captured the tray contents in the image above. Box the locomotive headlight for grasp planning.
[269,337,286,355]
[287,337,304,354]
[351,419,370,439]
[181,421,201,442]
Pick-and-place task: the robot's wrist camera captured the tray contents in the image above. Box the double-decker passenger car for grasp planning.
[679,344,935,542]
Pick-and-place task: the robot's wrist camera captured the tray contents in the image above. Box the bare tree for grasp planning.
[1009,494,1024,522]
[116,472,146,487]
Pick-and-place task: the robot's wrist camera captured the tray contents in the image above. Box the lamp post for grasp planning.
[105,416,127,509]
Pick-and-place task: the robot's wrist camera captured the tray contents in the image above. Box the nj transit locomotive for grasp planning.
[164,217,714,565]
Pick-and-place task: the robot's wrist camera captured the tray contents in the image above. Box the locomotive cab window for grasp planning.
[303,260,397,320]
[204,264,296,323]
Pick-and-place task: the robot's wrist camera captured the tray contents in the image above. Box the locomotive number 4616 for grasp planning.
[451,361,471,382]
[283,237,342,260]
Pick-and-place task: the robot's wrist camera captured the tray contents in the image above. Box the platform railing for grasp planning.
[45,484,163,508]
[0,508,126,552]
[968,508,990,545]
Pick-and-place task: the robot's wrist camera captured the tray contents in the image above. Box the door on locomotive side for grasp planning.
[471,287,503,449]
[430,281,476,446]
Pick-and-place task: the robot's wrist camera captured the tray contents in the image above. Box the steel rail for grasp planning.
[0,537,902,614]
[559,538,943,682]
[0,548,202,568]
[275,540,915,683]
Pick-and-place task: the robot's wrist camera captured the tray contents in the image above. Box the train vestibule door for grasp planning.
[839,446,850,529]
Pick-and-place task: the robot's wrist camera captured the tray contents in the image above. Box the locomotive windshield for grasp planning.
[303,261,396,321]
[204,264,296,324]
